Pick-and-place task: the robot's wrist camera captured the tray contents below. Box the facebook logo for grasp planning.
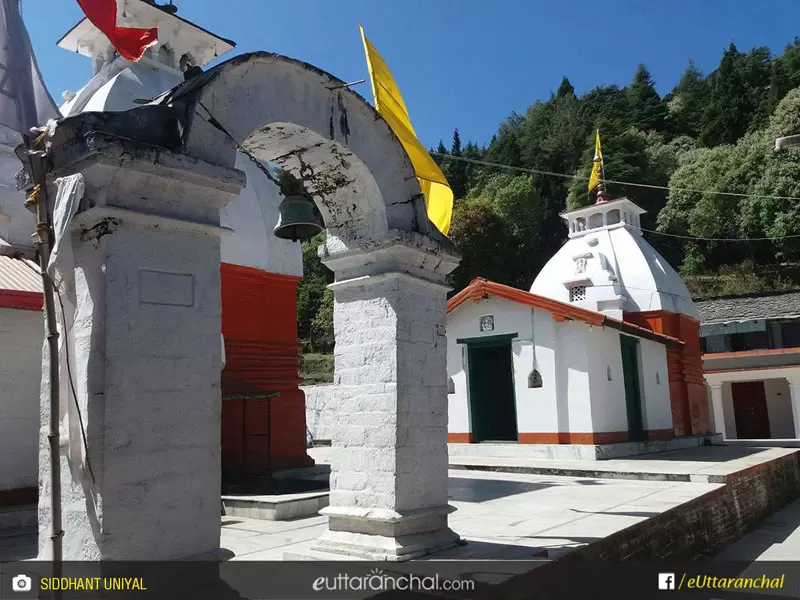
[658,573,676,590]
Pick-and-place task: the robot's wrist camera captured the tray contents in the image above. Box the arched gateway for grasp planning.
[35,53,460,561]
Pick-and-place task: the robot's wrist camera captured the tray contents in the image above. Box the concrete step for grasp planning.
[0,504,37,532]
[222,491,329,521]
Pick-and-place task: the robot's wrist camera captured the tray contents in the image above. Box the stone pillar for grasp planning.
[787,376,800,440]
[304,234,460,561]
[708,382,727,439]
[37,132,243,560]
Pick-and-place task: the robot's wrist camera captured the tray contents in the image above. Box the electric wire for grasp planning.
[431,152,800,202]
[431,152,800,242]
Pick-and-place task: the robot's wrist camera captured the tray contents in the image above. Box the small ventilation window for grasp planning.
[569,286,587,302]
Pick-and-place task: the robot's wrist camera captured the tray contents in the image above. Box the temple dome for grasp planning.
[530,197,697,319]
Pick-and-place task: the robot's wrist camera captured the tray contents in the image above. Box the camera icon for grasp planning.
[12,574,32,592]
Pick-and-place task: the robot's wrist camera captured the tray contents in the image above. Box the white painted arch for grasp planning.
[167,52,451,255]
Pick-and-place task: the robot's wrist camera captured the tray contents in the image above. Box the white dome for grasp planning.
[530,198,697,319]
[56,27,302,277]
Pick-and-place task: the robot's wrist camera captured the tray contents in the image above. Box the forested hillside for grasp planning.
[299,40,800,350]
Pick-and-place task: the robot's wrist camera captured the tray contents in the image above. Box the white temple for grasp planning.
[445,194,714,457]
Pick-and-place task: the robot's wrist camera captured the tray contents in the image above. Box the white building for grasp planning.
[699,291,800,440]
[446,197,715,456]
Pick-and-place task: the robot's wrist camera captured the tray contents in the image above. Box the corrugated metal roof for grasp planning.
[0,254,42,293]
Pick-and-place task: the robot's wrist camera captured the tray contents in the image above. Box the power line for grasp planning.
[633,225,800,242]
[431,152,800,202]
[432,152,800,242]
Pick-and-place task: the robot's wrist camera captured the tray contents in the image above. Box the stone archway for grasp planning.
[37,53,459,561]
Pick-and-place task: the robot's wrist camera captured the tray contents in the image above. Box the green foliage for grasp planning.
[297,232,333,348]
[298,35,800,338]
[310,288,334,354]
[300,353,334,385]
[446,197,509,290]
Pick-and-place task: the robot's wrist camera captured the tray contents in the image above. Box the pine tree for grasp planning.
[557,76,575,98]
[448,129,468,199]
[766,59,791,115]
[627,64,667,131]
[701,43,753,146]
[667,60,708,137]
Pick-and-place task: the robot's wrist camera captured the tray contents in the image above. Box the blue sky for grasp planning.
[24,0,800,149]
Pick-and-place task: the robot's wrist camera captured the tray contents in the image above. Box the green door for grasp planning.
[466,336,518,443]
[620,336,645,442]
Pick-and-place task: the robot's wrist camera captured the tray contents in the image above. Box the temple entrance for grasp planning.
[621,336,645,442]
[466,336,518,443]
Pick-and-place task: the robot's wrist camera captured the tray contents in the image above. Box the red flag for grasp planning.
[75,0,157,62]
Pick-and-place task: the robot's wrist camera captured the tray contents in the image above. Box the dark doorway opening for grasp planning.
[732,381,771,439]
[466,337,518,443]
[620,336,645,442]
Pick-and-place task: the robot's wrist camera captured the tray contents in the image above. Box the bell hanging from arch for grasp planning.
[273,193,324,242]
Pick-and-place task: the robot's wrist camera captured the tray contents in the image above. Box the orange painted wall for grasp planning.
[220,263,313,474]
[624,310,711,437]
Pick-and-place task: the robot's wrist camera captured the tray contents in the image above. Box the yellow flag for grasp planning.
[359,25,453,236]
[588,130,603,193]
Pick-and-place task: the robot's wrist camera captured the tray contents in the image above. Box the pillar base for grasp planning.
[297,505,461,561]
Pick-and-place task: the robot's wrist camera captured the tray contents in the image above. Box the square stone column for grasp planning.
[708,382,727,439]
[307,234,460,560]
[36,131,244,560]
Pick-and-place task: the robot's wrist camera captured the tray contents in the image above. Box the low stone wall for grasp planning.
[559,449,800,561]
[303,384,336,445]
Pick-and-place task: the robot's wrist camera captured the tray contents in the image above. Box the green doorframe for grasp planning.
[457,332,519,347]
[620,335,645,442]
[460,333,519,443]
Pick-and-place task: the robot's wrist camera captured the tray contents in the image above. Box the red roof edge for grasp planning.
[448,278,683,347]
[0,289,44,311]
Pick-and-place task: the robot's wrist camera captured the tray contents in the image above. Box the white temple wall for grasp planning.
[219,155,303,276]
[639,338,673,432]
[0,307,41,493]
[586,326,628,433]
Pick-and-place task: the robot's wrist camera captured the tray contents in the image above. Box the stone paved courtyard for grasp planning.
[220,469,721,561]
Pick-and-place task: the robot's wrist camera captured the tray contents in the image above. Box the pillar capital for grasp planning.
[320,229,460,286]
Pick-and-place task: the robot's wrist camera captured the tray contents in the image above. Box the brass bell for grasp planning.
[273,193,324,242]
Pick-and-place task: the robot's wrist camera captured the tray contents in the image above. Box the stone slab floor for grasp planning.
[0,470,720,562]
[221,470,721,560]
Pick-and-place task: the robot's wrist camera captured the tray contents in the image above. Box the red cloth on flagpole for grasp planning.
[75,0,158,62]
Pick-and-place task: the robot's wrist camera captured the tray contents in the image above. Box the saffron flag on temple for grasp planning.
[588,129,603,193]
[75,0,157,62]
[0,0,59,133]
[359,25,453,236]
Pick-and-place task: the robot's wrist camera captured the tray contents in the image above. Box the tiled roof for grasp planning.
[0,254,41,293]
[448,278,683,347]
[0,254,43,310]
[695,291,800,324]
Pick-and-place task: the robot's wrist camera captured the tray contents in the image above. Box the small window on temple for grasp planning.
[589,213,603,229]
[607,209,620,225]
[569,286,586,302]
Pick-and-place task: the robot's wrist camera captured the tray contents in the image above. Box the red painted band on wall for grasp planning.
[0,290,43,311]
